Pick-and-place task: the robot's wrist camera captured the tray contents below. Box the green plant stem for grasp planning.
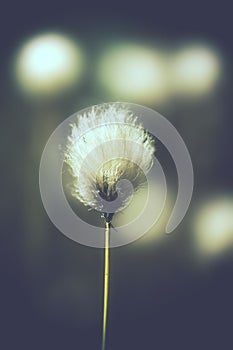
[101,221,110,350]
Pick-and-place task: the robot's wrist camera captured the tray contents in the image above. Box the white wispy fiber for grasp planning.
[64,103,155,212]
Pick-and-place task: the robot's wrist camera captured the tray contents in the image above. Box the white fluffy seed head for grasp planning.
[64,103,155,212]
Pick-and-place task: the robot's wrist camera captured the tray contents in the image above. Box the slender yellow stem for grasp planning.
[101,221,110,350]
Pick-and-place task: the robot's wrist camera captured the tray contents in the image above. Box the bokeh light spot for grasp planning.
[97,44,168,104]
[172,45,221,96]
[15,32,85,95]
[194,197,233,257]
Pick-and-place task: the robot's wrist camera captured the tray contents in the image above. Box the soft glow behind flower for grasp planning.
[64,103,155,213]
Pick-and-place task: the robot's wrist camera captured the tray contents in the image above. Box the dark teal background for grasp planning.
[1,1,233,349]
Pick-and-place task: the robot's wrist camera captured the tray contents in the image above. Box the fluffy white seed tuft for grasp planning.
[64,103,155,212]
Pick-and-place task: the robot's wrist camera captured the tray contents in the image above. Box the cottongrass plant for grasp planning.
[64,103,155,350]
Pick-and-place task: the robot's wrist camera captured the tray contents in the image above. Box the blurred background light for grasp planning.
[114,181,172,244]
[194,196,233,257]
[171,45,221,96]
[15,32,85,95]
[97,43,169,104]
